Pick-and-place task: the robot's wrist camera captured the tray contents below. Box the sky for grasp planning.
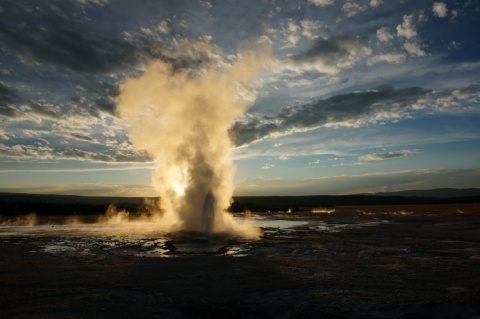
[0,0,479,197]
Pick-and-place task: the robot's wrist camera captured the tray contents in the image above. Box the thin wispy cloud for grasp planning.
[0,165,154,174]
[359,150,418,161]
[232,86,480,147]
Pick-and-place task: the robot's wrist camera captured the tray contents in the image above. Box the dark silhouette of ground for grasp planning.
[1,207,480,318]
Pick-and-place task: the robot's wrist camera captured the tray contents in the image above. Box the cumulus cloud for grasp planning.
[282,19,301,46]
[309,0,334,6]
[300,20,324,40]
[396,13,428,57]
[278,19,324,47]
[370,0,383,8]
[403,42,426,57]
[342,2,367,17]
[376,27,394,43]
[396,14,418,40]
[432,2,448,18]
[283,36,371,74]
[359,150,417,161]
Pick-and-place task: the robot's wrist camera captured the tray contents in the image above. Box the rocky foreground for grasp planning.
[1,205,480,318]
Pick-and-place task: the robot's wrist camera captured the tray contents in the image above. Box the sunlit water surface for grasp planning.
[0,215,389,257]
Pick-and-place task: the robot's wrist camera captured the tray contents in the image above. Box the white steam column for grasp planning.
[116,39,270,238]
[202,192,215,234]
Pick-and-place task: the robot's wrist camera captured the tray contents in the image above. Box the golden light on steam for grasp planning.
[116,39,270,238]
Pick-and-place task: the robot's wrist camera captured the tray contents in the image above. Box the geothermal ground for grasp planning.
[1,204,480,318]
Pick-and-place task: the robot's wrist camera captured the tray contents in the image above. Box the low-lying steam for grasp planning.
[116,39,270,238]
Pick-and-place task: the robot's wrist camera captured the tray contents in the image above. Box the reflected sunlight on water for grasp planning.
[0,213,390,257]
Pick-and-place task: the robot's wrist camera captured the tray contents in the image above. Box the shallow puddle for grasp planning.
[242,216,309,229]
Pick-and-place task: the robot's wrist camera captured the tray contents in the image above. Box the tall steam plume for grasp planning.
[116,39,270,238]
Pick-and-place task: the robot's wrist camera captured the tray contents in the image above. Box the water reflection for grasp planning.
[0,213,388,257]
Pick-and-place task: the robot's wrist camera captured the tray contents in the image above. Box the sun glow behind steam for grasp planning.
[116,39,270,238]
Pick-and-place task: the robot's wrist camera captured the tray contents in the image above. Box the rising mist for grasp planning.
[116,39,270,237]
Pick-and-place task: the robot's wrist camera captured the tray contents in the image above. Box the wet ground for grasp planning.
[1,206,480,318]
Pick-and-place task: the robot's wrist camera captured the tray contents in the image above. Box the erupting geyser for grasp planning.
[202,192,215,234]
[116,39,270,238]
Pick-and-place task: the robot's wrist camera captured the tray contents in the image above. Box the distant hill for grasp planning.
[0,188,479,215]
[0,193,148,216]
[230,193,480,212]
[0,192,146,205]
[373,188,480,198]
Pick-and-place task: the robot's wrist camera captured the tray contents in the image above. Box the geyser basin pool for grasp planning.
[0,212,389,257]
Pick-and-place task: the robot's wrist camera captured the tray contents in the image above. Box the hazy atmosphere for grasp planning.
[1,0,479,196]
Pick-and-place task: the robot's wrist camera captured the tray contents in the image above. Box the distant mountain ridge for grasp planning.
[373,188,480,198]
[0,188,479,205]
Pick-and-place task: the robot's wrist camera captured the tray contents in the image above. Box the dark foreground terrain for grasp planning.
[1,204,480,318]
